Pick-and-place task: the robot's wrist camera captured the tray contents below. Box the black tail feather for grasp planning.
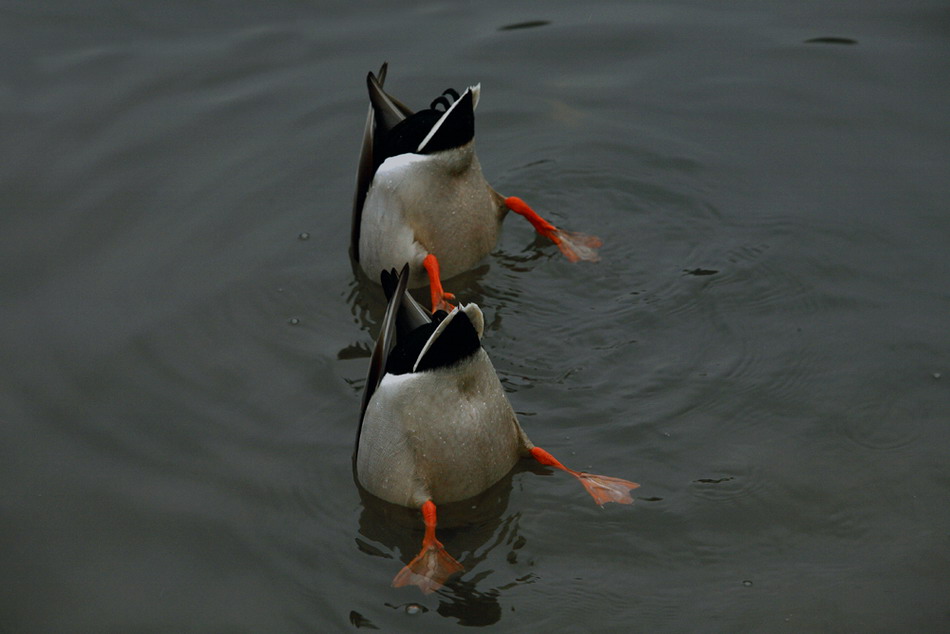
[380,267,400,300]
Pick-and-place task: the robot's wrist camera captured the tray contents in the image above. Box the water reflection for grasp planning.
[355,469,541,626]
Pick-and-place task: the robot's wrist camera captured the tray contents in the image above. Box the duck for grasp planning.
[355,264,638,594]
[351,63,602,313]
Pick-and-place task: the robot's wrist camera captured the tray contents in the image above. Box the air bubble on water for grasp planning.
[933,372,942,380]
[405,603,423,615]
[288,318,300,326]
[742,580,753,587]
[298,232,310,240]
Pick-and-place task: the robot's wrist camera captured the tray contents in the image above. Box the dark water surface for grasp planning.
[2,1,948,631]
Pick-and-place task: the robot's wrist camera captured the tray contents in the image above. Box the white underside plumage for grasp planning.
[358,142,504,288]
[356,347,531,508]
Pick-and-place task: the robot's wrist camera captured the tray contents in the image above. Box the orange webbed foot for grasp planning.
[392,540,464,594]
[549,228,602,263]
[432,291,456,314]
[504,196,602,263]
[576,472,639,506]
[530,446,638,506]
[392,500,463,594]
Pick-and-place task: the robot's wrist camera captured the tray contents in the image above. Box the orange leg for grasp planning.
[530,446,638,506]
[392,500,463,594]
[504,196,602,263]
[422,254,456,313]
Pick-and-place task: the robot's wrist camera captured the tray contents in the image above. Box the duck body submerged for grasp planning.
[355,264,637,594]
[356,264,530,507]
[351,63,602,311]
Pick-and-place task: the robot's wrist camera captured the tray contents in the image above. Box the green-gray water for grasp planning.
[2,1,948,630]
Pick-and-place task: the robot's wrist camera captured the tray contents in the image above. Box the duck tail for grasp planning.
[380,267,401,300]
